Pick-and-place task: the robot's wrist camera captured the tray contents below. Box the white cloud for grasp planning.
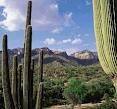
[43,37,82,45]
[0,0,73,31]
[71,38,82,44]
[51,27,62,34]
[43,38,56,45]
[62,39,71,43]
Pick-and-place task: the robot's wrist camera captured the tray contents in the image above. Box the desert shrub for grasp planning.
[63,77,87,105]
[84,77,115,103]
[43,79,65,107]
[95,95,117,109]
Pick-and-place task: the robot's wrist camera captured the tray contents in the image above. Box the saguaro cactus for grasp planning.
[39,50,44,83]
[26,1,32,28]
[24,1,32,54]
[36,82,43,109]
[2,34,15,109]
[36,50,44,109]
[29,59,34,109]
[18,64,22,109]
[93,0,117,92]
[12,55,18,109]
[23,25,32,109]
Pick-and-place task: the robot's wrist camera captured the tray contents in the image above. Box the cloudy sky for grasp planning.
[0,0,96,54]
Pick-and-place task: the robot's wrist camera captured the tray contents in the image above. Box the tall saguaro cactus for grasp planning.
[1,1,45,109]
[29,59,34,109]
[12,55,18,109]
[18,64,22,109]
[36,50,44,109]
[24,1,32,54]
[23,25,32,109]
[93,0,117,92]
[2,34,15,109]
[36,82,43,109]
[39,50,44,83]
[26,1,32,28]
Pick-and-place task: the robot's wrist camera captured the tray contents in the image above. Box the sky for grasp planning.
[0,0,96,54]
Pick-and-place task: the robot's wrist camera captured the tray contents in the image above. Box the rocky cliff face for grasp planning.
[71,50,98,60]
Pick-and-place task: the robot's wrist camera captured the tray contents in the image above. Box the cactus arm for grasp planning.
[2,34,15,109]
[26,1,32,28]
[29,59,34,109]
[36,82,43,109]
[23,25,32,109]
[24,1,32,54]
[12,55,18,109]
[39,50,43,83]
[36,50,44,109]
[18,64,22,109]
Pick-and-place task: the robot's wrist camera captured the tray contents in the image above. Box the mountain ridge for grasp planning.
[0,47,98,66]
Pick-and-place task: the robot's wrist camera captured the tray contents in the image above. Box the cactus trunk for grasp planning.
[36,82,43,109]
[12,55,18,109]
[29,59,34,109]
[36,50,44,109]
[23,25,32,109]
[18,64,22,109]
[93,0,117,93]
[112,77,117,95]
[26,1,32,28]
[24,1,32,55]
[2,34,15,109]
[39,50,43,83]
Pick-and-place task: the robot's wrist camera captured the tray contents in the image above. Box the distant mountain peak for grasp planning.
[71,50,98,60]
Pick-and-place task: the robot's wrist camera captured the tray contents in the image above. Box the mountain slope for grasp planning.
[0,48,98,67]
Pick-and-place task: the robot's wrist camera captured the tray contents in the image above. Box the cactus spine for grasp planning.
[23,25,32,109]
[12,55,18,109]
[36,50,44,109]
[18,64,22,109]
[2,34,15,109]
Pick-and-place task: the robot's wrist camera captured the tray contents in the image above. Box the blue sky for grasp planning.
[0,0,96,54]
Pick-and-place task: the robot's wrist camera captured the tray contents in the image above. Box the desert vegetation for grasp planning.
[0,1,117,109]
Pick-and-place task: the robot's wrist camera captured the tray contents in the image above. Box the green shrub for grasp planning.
[43,79,65,107]
[96,100,117,109]
[63,77,87,105]
[84,77,115,103]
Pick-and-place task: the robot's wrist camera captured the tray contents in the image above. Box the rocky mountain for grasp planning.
[70,50,98,65]
[71,50,98,60]
[0,48,98,66]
